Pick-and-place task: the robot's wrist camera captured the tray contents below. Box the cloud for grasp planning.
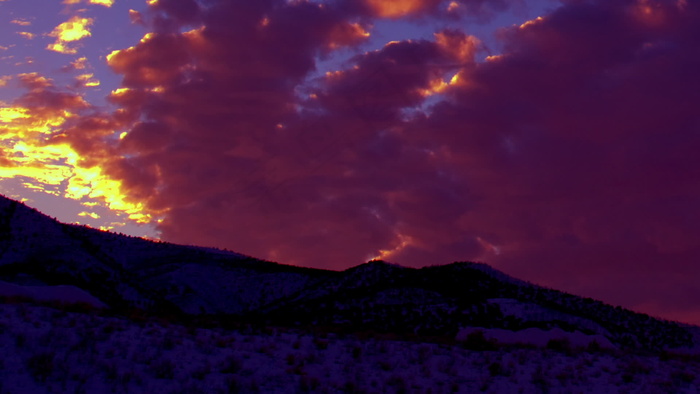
[62,56,89,71]
[129,10,145,26]
[10,19,31,26]
[343,0,512,20]
[46,16,94,54]
[399,0,700,319]
[48,0,700,324]
[62,0,114,6]
[16,32,36,40]
[363,0,439,18]
[0,73,152,223]
[89,0,114,6]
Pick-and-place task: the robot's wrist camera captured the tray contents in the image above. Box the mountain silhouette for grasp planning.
[0,195,693,351]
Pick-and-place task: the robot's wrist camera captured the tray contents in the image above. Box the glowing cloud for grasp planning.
[46,16,94,54]
[434,30,480,62]
[365,0,429,18]
[89,0,114,6]
[325,22,371,51]
[62,0,114,5]
[0,76,156,224]
[68,57,89,71]
[17,32,36,40]
[10,19,31,26]
[76,73,100,87]
[371,233,414,260]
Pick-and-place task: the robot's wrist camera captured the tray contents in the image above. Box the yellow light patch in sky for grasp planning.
[89,0,114,6]
[371,233,413,261]
[519,16,544,29]
[76,73,100,87]
[47,16,94,54]
[419,79,447,97]
[78,211,101,219]
[62,0,114,5]
[0,107,30,122]
[0,101,156,224]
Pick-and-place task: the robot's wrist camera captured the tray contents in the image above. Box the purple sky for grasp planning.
[3,0,700,325]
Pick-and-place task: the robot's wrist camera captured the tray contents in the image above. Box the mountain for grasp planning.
[0,195,331,316]
[0,195,694,352]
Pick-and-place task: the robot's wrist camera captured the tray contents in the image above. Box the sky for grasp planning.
[2,0,700,325]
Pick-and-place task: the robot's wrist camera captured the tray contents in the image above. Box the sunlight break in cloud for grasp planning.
[0,74,154,224]
[63,0,114,6]
[89,0,115,6]
[46,16,94,55]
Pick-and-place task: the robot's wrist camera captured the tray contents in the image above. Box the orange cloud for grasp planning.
[62,0,114,5]
[76,73,100,87]
[434,30,480,62]
[46,16,94,54]
[364,0,430,18]
[68,56,89,70]
[326,22,371,51]
[11,19,31,26]
[89,0,114,6]
[17,32,36,40]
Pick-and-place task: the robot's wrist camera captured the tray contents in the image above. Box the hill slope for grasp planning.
[0,195,693,351]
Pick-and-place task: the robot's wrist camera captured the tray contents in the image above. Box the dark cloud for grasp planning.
[407,0,700,319]
[11,73,90,122]
[338,0,513,20]
[61,0,700,323]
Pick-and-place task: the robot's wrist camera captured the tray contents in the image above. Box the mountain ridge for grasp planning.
[0,194,694,352]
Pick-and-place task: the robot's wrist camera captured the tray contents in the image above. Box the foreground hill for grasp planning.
[0,196,331,315]
[0,195,694,352]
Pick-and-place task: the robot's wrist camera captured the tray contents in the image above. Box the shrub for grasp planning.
[220,356,242,374]
[298,375,320,392]
[149,358,175,379]
[546,338,572,354]
[461,331,497,351]
[488,361,505,377]
[586,340,602,353]
[313,338,329,350]
[351,345,362,359]
[26,352,56,382]
[377,360,393,371]
[671,370,696,384]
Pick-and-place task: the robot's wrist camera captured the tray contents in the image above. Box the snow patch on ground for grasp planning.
[457,326,616,350]
[0,280,106,308]
[488,298,612,336]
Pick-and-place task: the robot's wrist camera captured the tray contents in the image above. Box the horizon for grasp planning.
[2,0,700,325]
[2,191,694,329]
